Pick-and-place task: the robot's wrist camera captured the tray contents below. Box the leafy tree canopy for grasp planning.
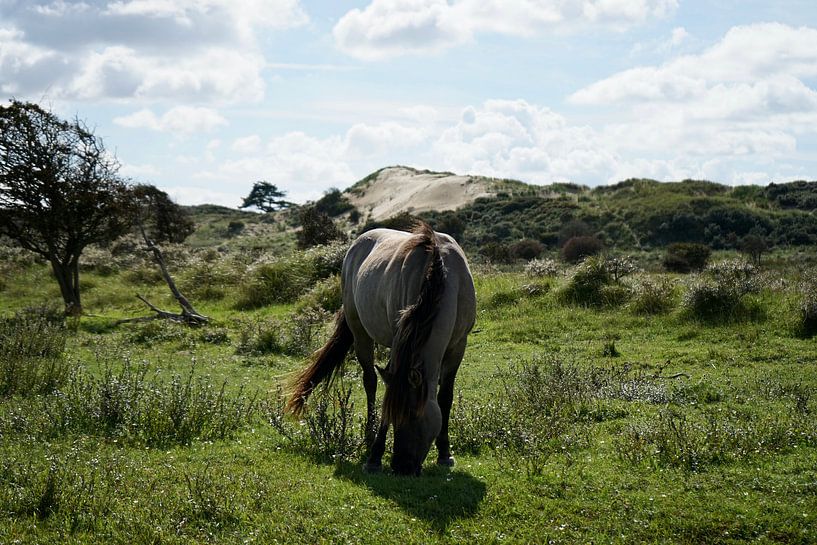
[131,184,194,243]
[240,181,292,213]
[0,100,137,314]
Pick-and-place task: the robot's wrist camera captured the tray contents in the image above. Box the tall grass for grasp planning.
[1,357,257,447]
[0,306,69,397]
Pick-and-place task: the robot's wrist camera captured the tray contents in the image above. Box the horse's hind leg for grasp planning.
[354,335,378,448]
[436,339,467,467]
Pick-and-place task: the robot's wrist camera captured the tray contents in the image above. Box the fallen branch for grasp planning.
[115,226,209,326]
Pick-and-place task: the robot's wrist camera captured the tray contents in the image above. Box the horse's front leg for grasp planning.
[364,420,389,472]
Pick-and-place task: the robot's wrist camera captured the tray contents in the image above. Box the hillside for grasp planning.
[341,168,817,252]
[346,166,541,221]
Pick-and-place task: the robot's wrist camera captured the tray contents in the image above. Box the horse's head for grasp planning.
[377,365,441,476]
[390,398,441,476]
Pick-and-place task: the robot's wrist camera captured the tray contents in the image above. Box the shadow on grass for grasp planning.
[334,461,487,533]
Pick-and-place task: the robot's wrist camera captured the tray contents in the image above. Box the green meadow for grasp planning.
[1,241,816,544]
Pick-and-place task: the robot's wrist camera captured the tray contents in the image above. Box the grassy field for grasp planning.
[1,244,816,544]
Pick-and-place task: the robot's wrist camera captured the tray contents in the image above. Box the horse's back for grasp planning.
[342,228,475,349]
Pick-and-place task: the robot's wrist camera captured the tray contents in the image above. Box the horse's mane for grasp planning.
[382,221,447,426]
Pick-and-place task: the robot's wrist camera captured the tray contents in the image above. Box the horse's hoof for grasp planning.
[437,456,456,467]
[363,462,382,473]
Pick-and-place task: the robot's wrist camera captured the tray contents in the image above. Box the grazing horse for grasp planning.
[286,223,476,475]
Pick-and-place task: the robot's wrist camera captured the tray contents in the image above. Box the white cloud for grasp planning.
[0,0,307,102]
[431,99,616,184]
[571,23,817,106]
[334,0,678,60]
[114,106,227,134]
[195,132,357,203]
[566,23,817,171]
[231,135,262,154]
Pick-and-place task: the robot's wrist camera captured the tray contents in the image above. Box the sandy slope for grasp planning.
[346,167,496,221]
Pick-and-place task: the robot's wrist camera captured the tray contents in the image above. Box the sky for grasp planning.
[1,1,817,208]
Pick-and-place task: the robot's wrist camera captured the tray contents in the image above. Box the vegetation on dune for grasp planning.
[2,154,817,542]
[2,230,817,543]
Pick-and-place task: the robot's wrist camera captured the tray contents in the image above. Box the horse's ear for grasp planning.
[375,365,393,385]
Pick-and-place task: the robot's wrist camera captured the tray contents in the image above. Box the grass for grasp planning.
[1,248,816,543]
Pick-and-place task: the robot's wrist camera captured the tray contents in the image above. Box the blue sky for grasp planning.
[2,1,816,207]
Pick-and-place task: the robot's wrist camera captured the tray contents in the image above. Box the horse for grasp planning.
[286,222,476,475]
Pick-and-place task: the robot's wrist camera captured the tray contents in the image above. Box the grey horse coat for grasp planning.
[288,223,476,475]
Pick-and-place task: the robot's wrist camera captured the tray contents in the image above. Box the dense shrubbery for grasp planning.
[663,242,711,273]
[559,256,630,307]
[682,260,761,321]
[524,258,559,278]
[629,276,677,315]
[416,179,817,254]
[561,236,603,263]
[236,243,347,309]
[796,279,817,337]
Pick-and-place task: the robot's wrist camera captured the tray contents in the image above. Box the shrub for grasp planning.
[236,244,347,310]
[682,260,761,321]
[796,280,817,337]
[479,242,512,264]
[740,234,767,265]
[525,258,559,278]
[561,236,603,264]
[236,307,331,358]
[663,242,711,273]
[265,384,366,463]
[629,276,677,315]
[297,275,342,313]
[296,206,345,249]
[559,256,629,307]
[0,306,69,397]
[226,221,245,237]
[236,260,309,309]
[509,239,545,260]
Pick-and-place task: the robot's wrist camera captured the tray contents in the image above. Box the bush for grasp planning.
[0,307,69,397]
[525,258,559,278]
[236,244,347,310]
[663,242,711,273]
[297,275,342,313]
[796,280,817,337]
[559,256,629,307]
[226,221,245,237]
[629,276,677,315]
[236,307,331,358]
[479,242,512,264]
[682,260,761,321]
[561,236,603,264]
[296,206,345,249]
[509,239,545,260]
[265,384,366,463]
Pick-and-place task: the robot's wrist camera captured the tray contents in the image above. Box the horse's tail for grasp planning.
[286,309,354,416]
[382,222,447,427]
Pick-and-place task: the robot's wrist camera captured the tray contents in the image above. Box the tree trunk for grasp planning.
[50,258,82,316]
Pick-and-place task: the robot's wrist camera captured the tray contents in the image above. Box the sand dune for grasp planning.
[346,166,496,221]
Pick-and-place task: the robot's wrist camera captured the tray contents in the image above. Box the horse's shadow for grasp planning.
[334,461,487,533]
